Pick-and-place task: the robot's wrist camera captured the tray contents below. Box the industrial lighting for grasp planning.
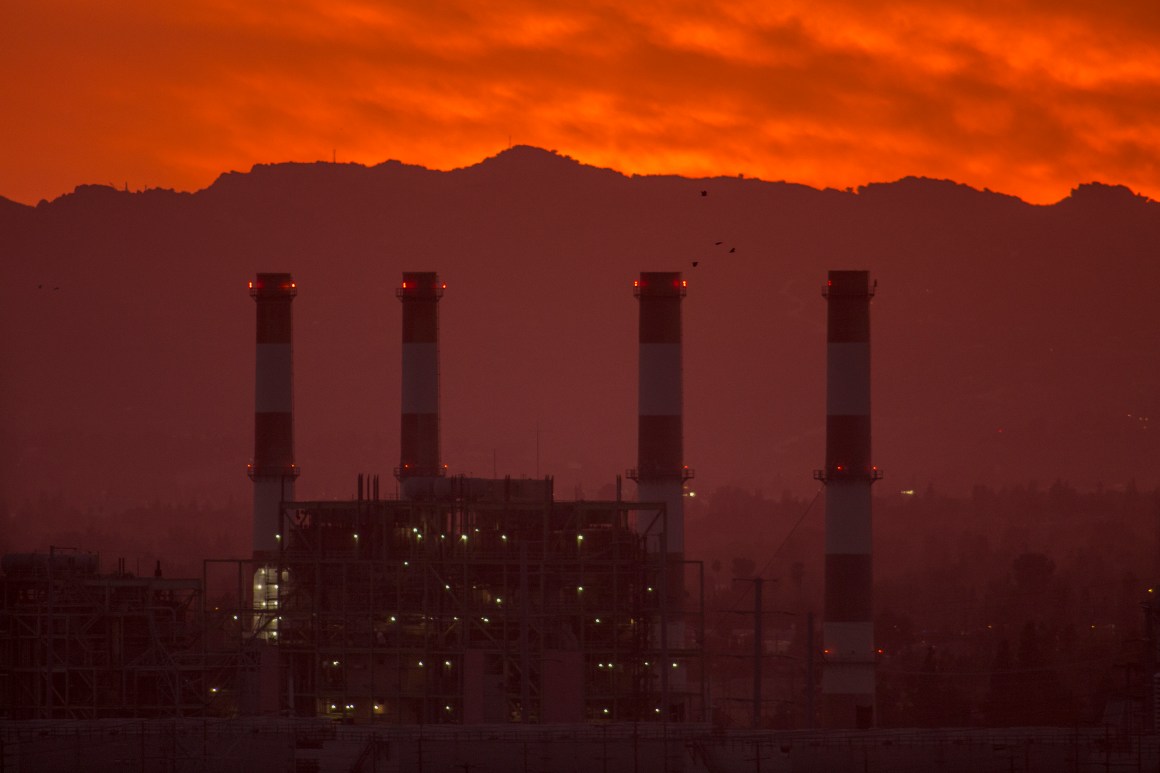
[444,660,452,668]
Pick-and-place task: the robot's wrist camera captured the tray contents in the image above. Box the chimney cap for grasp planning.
[398,271,445,300]
[249,272,297,298]
[634,271,686,298]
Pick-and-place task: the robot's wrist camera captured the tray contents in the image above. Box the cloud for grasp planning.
[3,0,1158,203]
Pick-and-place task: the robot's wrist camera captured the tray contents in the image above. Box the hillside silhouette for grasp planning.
[2,145,1158,517]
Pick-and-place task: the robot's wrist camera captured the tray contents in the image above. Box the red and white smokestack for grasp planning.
[396,272,445,490]
[248,272,299,557]
[819,269,878,728]
[633,271,691,709]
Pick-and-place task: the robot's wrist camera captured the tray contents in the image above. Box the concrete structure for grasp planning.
[816,270,878,728]
[248,272,299,556]
[630,271,693,720]
[396,271,445,495]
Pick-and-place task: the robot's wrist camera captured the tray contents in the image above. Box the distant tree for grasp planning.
[731,556,756,579]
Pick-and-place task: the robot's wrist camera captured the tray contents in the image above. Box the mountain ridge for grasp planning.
[2,146,1158,515]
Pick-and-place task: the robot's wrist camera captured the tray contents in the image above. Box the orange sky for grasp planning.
[4,0,1159,205]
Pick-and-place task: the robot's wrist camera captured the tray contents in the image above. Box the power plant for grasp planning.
[10,268,1160,771]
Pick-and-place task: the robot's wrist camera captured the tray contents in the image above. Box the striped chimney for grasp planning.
[248,272,299,557]
[632,272,691,677]
[818,269,878,729]
[396,272,445,484]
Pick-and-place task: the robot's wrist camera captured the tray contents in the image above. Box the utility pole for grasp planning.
[733,577,766,729]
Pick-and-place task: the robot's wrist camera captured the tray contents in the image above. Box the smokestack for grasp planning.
[396,272,445,488]
[248,272,299,557]
[818,269,878,728]
[632,271,691,713]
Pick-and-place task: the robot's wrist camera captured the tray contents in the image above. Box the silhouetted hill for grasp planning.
[2,148,1158,526]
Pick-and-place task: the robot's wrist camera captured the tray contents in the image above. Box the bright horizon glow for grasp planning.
[3,0,1159,206]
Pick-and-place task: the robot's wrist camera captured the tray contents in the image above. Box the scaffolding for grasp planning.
[0,550,207,719]
[271,476,705,724]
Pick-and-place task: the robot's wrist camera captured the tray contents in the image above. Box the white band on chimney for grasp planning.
[253,477,291,554]
[638,343,682,416]
[255,344,293,413]
[401,343,439,415]
[824,620,874,659]
[825,343,871,416]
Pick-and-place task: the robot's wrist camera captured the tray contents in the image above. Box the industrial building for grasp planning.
[1,269,705,724]
[0,550,207,719]
[243,270,704,723]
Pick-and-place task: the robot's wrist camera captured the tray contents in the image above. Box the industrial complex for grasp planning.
[1,269,708,727]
